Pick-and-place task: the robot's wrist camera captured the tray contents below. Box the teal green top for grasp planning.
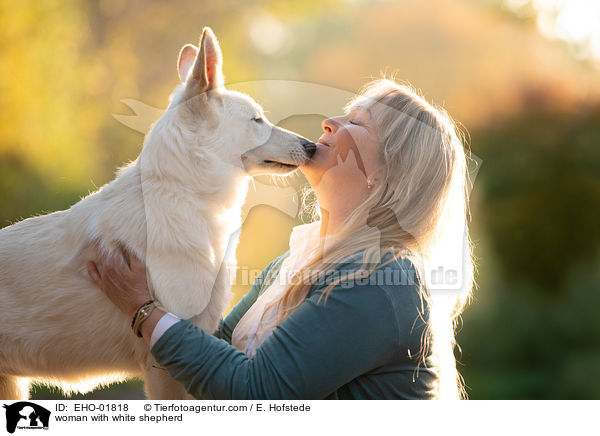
[150,250,439,399]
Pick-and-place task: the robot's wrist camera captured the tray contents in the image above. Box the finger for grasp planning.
[128,250,147,273]
[93,247,109,278]
[116,241,131,269]
[87,261,101,284]
[103,250,127,278]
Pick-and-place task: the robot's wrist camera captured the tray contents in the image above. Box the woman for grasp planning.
[88,79,474,400]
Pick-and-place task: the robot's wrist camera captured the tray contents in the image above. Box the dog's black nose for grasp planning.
[301,139,317,157]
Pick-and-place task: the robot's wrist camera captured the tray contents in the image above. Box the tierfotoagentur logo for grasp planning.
[2,402,50,433]
[114,79,482,299]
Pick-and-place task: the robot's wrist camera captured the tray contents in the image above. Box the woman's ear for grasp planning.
[367,167,386,188]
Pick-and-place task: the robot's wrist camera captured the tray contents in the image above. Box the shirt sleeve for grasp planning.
[150,281,403,400]
[150,312,181,348]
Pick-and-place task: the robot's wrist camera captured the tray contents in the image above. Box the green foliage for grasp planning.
[458,97,600,399]
[471,96,600,291]
[0,153,84,227]
[458,253,600,399]
[30,380,145,400]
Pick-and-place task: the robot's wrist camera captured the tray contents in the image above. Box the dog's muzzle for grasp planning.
[300,139,317,158]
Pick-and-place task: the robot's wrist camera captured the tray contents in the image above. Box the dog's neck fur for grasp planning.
[93,108,249,318]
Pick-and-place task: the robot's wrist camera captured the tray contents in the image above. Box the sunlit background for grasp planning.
[1,0,599,399]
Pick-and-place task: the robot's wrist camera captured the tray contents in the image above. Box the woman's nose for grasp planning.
[322,117,337,134]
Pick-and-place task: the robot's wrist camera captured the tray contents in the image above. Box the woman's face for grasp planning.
[300,105,383,199]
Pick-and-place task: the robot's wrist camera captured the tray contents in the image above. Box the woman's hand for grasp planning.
[87,245,152,320]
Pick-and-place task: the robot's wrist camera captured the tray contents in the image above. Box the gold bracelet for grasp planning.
[131,300,158,338]
[131,299,154,329]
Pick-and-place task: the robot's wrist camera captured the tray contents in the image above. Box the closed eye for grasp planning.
[252,116,264,123]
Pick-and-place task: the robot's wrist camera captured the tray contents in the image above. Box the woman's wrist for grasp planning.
[127,296,154,320]
[139,308,168,344]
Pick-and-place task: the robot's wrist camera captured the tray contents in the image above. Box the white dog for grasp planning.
[0,27,315,400]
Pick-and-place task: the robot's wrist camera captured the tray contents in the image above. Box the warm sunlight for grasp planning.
[2,0,598,404]
[506,0,600,65]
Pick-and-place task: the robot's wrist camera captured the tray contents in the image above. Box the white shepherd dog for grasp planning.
[0,27,315,399]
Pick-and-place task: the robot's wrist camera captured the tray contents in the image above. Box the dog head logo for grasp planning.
[2,402,50,434]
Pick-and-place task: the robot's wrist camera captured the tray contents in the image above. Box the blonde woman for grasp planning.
[88,79,474,400]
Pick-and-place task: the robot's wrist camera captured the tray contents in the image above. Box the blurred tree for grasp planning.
[458,91,600,399]
[0,1,104,189]
[471,89,600,292]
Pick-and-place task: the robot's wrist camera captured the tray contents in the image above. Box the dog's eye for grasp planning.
[252,116,263,124]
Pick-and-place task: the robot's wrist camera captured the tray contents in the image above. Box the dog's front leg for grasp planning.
[141,354,191,400]
[145,253,218,320]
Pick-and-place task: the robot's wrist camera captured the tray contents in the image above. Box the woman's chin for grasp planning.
[301,144,337,180]
[299,160,323,182]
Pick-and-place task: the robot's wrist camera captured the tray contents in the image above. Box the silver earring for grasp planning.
[367,180,374,189]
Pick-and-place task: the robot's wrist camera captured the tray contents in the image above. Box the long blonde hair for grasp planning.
[265,78,475,399]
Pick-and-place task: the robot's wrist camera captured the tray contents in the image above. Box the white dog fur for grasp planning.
[0,27,314,400]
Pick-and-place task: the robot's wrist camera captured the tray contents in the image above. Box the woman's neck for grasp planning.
[317,198,360,239]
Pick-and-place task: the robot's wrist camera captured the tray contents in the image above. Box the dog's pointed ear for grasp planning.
[187,27,223,94]
[177,44,198,83]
